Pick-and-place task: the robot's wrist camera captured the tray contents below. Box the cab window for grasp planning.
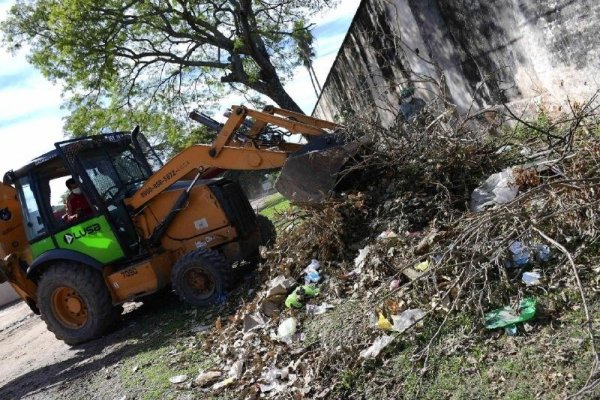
[18,176,46,239]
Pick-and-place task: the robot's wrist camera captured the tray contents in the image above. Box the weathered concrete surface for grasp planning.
[0,281,19,306]
[314,0,600,125]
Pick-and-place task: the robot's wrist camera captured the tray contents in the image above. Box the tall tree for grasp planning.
[1,0,334,141]
[293,20,321,98]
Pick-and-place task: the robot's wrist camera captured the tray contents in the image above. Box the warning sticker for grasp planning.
[194,218,209,231]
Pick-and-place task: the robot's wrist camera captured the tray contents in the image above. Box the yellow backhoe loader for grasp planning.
[0,105,357,344]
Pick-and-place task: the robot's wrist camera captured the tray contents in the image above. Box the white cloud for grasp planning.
[0,116,67,176]
[0,75,64,121]
[311,0,362,26]
[0,1,66,176]
[0,51,65,177]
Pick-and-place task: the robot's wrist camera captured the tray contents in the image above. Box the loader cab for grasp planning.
[6,131,163,267]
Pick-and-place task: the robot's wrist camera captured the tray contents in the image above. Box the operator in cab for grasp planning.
[65,178,93,222]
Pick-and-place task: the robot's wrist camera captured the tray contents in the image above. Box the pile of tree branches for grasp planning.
[254,91,600,397]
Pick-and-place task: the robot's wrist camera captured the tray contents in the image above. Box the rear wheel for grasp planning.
[171,248,231,307]
[37,263,118,345]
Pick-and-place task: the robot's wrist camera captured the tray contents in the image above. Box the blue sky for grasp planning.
[0,0,359,175]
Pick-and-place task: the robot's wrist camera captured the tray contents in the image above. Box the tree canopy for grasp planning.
[1,0,335,148]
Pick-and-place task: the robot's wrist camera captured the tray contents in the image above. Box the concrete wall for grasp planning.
[314,0,600,125]
[0,282,19,307]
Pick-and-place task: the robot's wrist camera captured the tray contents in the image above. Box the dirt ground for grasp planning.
[0,299,165,400]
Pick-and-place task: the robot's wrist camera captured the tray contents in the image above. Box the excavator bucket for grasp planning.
[275,134,362,204]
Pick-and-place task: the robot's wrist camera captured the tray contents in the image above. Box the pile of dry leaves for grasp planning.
[186,94,600,398]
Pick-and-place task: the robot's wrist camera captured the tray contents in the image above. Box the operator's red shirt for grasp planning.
[66,193,93,222]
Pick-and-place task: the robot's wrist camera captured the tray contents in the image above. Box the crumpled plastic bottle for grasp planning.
[277,317,297,339]
[533,244,551,262]
[391,309,425,333]
[509,241,531,266]
[484,298,536,330]
[284,285,319,308]
[522,271,541,286]
[304,259,321,284]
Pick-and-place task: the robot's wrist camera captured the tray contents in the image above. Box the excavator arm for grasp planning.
[127,105,355,211]
[126,144,290,210]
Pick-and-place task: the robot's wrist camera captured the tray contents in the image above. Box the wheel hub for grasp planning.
[51,286,88,329]
[66,297,83,314]
[185,268,216,300]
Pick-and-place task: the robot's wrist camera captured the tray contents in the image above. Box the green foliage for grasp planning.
[292,20,316,68]
[1,0,338,149]
[166,126,218,156]
[510,107,558,140]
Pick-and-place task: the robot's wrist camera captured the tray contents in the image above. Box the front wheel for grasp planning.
[171,248,232,307]
[37,263,118,345]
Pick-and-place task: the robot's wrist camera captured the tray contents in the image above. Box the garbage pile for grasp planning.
[185,98,600,398]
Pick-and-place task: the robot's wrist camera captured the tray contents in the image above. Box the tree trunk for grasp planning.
[262,81,304,114]
[235,0,305,115]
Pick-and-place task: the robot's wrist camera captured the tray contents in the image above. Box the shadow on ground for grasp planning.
[0,292,186,399]
[0,271,261,400]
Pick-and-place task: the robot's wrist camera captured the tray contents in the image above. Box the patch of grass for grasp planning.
[116,280,262,400]
[260,193,287,209]
[259,193,291,219]
[329,302,600,399]
[117,298,217,400]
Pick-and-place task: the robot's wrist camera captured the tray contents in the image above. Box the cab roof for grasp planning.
[4,132,132,184]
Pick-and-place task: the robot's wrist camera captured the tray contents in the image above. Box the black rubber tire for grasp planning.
[171,248,232,307]
[256,215,277,248]
[37,263,118,345]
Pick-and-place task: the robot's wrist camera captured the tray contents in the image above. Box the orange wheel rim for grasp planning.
[185,268,215,300]
[51,286,88,329]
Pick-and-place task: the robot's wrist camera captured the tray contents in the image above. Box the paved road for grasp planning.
[0,301,138,399]
[0,301,74,393]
